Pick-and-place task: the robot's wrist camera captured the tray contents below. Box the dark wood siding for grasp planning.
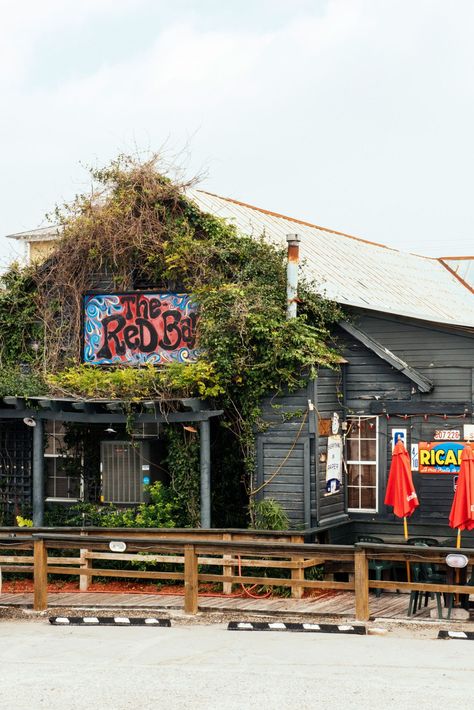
[342,312,474,524]
[314,367,346,526]
[352,312,474,404]
[256,381,314,528]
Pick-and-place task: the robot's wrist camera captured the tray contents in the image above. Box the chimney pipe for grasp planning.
[286,233,300,319]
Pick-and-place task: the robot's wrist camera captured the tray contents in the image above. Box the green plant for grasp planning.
[250,499,290,530]
[15,515,33,527]
[0,154,344,527]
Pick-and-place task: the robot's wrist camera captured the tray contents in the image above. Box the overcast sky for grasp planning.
[1,0,474,267]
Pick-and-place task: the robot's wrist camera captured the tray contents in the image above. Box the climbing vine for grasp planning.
[0,154,343,524]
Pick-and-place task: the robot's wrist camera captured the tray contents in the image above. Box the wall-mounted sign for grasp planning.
[83,292,198,365]
[411,443,419,472]
[433,430,460,440]
[464,424,474,441]
[325,435,342,495]
[391,428,407,452]
[331,412,340,435]
[418,441,474,473]
[318,419,331,436]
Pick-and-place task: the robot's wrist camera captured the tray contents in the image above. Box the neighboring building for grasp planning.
[5,190,474,534]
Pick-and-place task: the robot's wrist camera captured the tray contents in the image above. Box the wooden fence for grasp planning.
[1,533,473,621]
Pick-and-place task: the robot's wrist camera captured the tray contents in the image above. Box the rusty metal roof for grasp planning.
[189,190,474,328]
[6,189,474,327]
[439,257,474,291]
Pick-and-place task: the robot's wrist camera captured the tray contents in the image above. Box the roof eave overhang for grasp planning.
[339,320,434,393]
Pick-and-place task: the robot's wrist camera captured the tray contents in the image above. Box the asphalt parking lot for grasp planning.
[1,614,474,710]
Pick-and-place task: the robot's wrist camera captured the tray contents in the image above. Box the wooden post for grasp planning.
[184,544,198,614]
[354,547,369,622]
[34,539,48,611]
[222,533,233,595]
[291,535,304,599]
[79,549,91,592]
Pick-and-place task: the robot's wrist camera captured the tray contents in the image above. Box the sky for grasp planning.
[1,0,474,267]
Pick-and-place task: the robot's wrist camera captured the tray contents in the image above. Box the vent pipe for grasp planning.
[286,233,300,319]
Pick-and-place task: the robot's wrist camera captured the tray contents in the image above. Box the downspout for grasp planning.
[286,234,300,319]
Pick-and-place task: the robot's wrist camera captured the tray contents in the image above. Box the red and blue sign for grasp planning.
[83,292,198,365]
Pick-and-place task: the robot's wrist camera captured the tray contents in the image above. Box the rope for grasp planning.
[250,409,309,496]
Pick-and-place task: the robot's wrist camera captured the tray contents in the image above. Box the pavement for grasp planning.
[1,610,474,710]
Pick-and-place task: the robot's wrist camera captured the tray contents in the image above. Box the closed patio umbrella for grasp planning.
[384,440,419,581]
[449,445,474,548]
[385,440,419,526]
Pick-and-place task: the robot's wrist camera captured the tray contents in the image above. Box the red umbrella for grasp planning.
[449,445,474,547]
[385,439,419,522]
[385,440,419,582]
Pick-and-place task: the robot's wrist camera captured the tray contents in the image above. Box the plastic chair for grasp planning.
[444,565,474,620]
[357,535,395,598]
[407,542,446,618]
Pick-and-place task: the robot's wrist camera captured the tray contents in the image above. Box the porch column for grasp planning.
[199,419,211,528]
[32,418,44,526]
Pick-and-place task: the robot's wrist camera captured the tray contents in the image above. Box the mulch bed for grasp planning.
[2,579,341,599]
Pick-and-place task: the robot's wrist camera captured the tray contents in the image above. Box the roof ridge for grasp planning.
[438,259,474,295]
[196,189,400,252]
[438,255,474,260]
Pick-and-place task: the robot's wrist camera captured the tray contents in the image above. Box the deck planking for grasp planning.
[0,590,436,618]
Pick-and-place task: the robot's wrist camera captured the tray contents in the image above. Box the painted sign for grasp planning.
[433,429,460,440]
[410,443,419,472]
[83,292,198,365]
[418,441,474,473]
[391,428,407,452]
[325,435,342,494]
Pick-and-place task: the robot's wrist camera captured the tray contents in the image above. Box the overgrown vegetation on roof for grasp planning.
[0,155,343,523]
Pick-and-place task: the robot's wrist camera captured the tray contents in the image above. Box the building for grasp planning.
[6,189,474,536]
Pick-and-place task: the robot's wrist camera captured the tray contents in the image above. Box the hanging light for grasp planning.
[183,425,198,434]
[105,425,117,434]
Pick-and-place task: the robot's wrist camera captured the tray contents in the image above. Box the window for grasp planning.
[45,421,82,501]
[346,415,378,512]
[100,441,145,504]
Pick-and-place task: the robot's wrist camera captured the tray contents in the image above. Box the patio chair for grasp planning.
[407,542,446,618]
[357,535,395,598]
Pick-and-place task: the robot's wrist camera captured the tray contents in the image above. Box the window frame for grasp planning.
[44,421,83,502]
[346,415,379,513]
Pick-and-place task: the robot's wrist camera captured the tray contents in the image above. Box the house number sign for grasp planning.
[433,430,460,441]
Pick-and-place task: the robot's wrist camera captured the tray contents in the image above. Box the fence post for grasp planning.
[291,535,304,599]
[184,544,198,614]
[222,533,233,594]
[354,547,369,622]
[79,549,91,591]
[34,538,48,611]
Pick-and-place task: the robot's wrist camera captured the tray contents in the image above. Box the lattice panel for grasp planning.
[0,421,33,522]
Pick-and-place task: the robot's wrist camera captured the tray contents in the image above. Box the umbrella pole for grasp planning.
[403,517,411,583]
[454,529,461,606]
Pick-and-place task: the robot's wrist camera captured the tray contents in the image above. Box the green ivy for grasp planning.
[0,155,344,525]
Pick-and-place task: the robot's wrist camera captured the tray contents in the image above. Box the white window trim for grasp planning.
[44,423,84,502]
[346,415,379,514]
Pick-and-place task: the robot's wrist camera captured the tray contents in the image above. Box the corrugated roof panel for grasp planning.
[189,190,474,328]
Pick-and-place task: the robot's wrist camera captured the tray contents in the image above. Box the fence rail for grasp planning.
[1,533,473,620]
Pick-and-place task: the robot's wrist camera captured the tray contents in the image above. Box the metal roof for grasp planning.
[6,189,474,327]
[189,190,474,328]
[8,225,60,242]
[439,257,474,290]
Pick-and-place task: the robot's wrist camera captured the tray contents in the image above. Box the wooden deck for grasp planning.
[0,590,459,620]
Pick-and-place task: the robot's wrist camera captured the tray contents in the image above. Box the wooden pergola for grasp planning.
[0,396,222,528]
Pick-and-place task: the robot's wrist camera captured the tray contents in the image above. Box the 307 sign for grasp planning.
[433,430,460,440]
